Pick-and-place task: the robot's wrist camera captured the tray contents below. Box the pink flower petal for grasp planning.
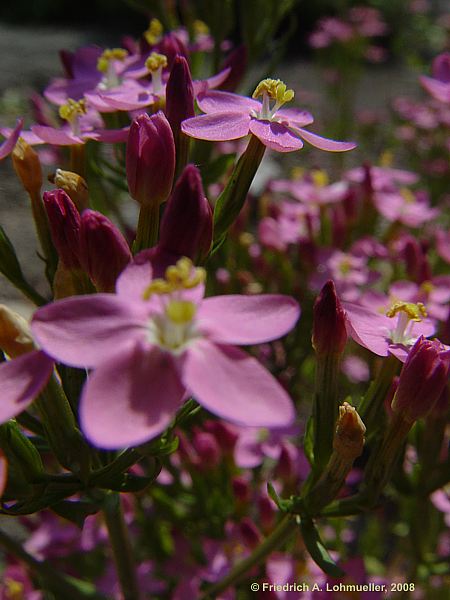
[31,125,83,146]
[343,301,392,356]
[198,294,300,345]
[196,90,261,114]
[293,127,357,152]
[0,118,23,160]
[0,351,54,424]
[420,75,450,103]
[31,295,147,368]
[84,127,130,143]
[182,340,295,428]
[80,343,185,449]
[276,107,314,127]
[249,119,304,152]
[181,112,251,141]
[116,255,154,300]
[96,88,158,111]
[192,68,232,96]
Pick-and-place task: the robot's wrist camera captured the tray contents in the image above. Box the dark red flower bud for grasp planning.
[392,337,450,423]
[126,111,175,207]
[159,164,212,261]
[165,55,195,136]
[43,189,81,268]
[312,280,348,356]
[79,210,131,292]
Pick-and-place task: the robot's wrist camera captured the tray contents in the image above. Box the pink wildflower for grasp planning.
[0,118,23,161]
[31,258,299,449]
[181,79,356,153]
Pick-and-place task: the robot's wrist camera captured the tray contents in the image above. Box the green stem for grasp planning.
[358,355,399,437]
[213,135,266,243]
[0,527,105,599]
[312,352,341,475]
[102,492,140,600]
[133,202,160,252]
[200,515,295,598]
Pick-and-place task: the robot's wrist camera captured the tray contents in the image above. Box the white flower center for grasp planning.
[386,301,427,345]
[147,300,199,354]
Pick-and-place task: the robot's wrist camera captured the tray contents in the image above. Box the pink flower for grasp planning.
[420,52,450,103]
[343,298,436,361]
[31,258,299,449]
[373,188,439,227]
[0,118,22,161]
[181,78,356,153]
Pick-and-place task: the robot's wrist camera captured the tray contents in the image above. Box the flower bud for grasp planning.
[165,56,195,137]
[43,189,81,269]
[391,336,450,423]
[191,430,221,470]
[159,164,212,261]
[312,280,348,356]
[49,168,89,211]
[333,402,366,462]
[126,111,175,207]
[158,33,188,67]
[239,517,262,549]
[12,138,42,195]
[0,305,34,358]
[79,210,131,292]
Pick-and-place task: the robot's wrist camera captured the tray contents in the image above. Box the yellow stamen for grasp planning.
[142,257,206,299]
[165,300,196,324]
[4,578,24,600]
[58,99,87,122]
[400,188,415,204]
[145,52,168,73]
[420,281,434,295]
[379,150,393,168]
[386,301,427,321]
[311,169,329,187]
[252,78,294,105]
[97,48,128,73]
[144,18,163,46]
[193,19,210,36]
[291,166,304,179]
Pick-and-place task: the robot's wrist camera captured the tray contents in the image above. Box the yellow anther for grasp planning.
[4,578,24,600]
[58,99,87,122]
[145,52,168,73]
[166,300,196,324]
[142,258,206,299]
[144,18,163,45]
[400,188,415,204]
[386,301,427,322]
[379,150,393,168]
[252,78,294,105]
[339,259,351,275]
[291,166,304,179]
[311,169,329,187]
[193,19,210,36]
[420,281,434,295]
[97,48,128,73]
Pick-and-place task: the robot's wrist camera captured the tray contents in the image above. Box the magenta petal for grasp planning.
[0,118,23,160]
[343,302,391,356]
[80,344,185,449]
[116,256,153,300]
[31,125,83,146]
[0,351,54,424]
[84,127,130,143]
[196,90,261,114]
[249,119,304,152]
[420,75,450,102]
[198,295,300,345]
[181,112,250,141]
[276,107,314,127]
[31,295,147,368]
[97,88,158,111]
[183,340,295,428]
[293,127,357,152]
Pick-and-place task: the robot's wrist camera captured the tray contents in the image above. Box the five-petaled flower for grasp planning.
[31,258,300,449]
[181,78,356,153]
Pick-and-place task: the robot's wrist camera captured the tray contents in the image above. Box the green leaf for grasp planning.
[51,500,100,528]
[300,516,345,577]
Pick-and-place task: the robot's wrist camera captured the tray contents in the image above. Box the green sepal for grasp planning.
[51,500,100,528]
[304,416,315,466]
[299,515,345,577]
[267,482,294,513]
